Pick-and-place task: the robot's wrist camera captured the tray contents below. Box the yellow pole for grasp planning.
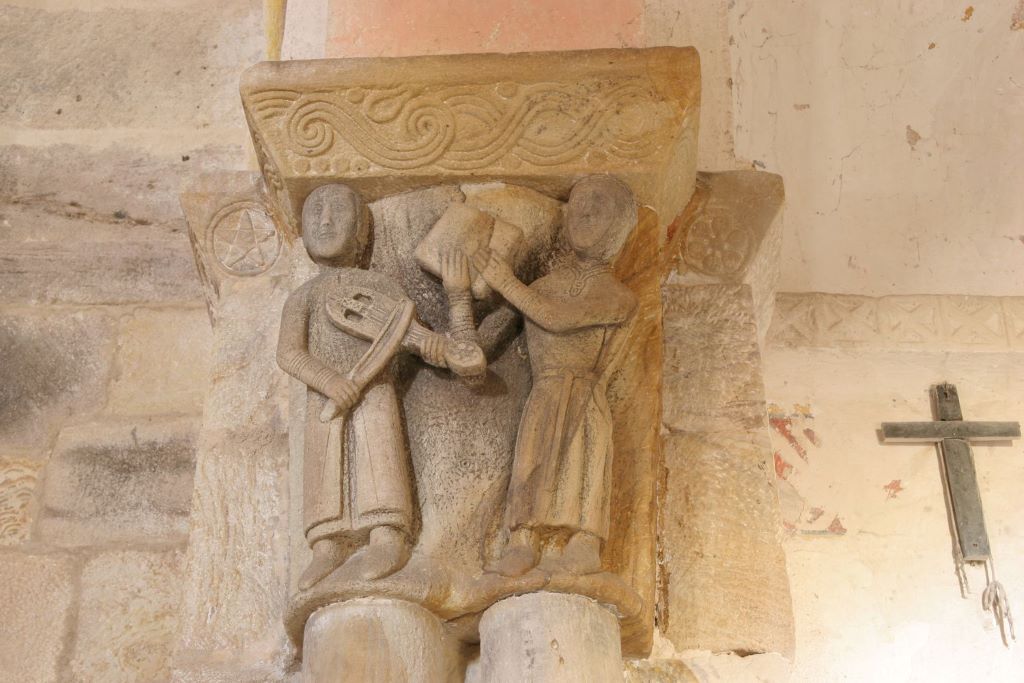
[265,0,288,60]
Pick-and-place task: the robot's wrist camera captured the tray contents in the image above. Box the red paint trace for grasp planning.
[827,516,847,535]
[774,451,794,480]
[807,507,825,523]
[883,479,905,500]
[802,427,822,447]
[770,416,808,461]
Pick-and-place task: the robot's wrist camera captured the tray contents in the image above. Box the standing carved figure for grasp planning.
[474,175,638,577]
[278,184,483,590]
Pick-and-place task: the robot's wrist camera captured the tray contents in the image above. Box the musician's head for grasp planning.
[565,175,637,264]
[301,184,369,267]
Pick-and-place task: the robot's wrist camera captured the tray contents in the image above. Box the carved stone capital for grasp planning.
[240,48,700,238]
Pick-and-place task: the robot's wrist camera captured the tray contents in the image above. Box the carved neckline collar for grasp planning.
[568,260,609,297]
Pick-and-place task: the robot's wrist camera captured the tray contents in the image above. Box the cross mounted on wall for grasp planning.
[881,383,1020,644]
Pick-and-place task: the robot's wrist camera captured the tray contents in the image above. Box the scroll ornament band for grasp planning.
[248,80,672,175]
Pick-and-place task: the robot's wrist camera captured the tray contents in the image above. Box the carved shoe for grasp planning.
[298,539,346,591]
[340,526,411,582]
[486,541,540,577]
[552,531,603,576]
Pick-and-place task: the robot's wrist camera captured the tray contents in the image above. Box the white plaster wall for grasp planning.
[729,0,1024,296]
[764,345,1024,681]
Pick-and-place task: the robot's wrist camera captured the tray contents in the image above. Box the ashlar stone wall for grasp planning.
[0,1,262,680]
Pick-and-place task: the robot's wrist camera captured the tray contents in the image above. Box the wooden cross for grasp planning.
[881,383,1020,562]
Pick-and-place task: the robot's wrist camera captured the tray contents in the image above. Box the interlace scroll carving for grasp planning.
[248,80,668,174]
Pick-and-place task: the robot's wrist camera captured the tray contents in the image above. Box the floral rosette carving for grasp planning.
[682,211,752,278]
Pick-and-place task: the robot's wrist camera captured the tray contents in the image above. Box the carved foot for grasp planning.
[486,527,540,577]
[552,531,603,576]
[340,526,411,582]
[299,539,347,591]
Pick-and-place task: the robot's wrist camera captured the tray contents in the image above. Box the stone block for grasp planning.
[661,432,793,656]
[0,552,76,683]
[39,418,198,547]
[0,457,43,545]
[0,2,261,130]
[0,240,203,305]
[71,549,183,683]
[0,144,250,241]
[660,283,794,657]
[662,284,768,434]
[0,308,115,449]
[172,276,293,679]
[107,307,213,416]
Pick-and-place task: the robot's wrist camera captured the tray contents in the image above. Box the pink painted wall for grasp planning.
[325,0,643,57]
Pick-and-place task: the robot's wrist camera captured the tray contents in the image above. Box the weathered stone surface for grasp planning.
[179,172,282,315]
[0,2,260,130]
[0,308,115,449]
[0,145,249,241]
[0,240,203,305]
[662,285,769,434]
[0,552,75,683]
[172,274,293,680]
[660,283,794,657]
[666,171,785,346]
[71,549,184,683]
[39,418,197,546]
[107,307,212,416]
[479,593,623,683]
[623,658,698,682]
[0,457,42,545]
[303,598,460,682]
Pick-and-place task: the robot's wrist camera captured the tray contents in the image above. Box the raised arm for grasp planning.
[277,283,359,411]
[472,250,627,334]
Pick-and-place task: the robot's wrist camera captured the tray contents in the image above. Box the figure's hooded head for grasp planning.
[301,184,369,267]
[565,175,637,263]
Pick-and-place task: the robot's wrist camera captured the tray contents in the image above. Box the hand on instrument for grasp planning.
[325,376,360,414]
[440,248,471,294]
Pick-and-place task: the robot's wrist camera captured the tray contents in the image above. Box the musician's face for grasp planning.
[302,185,365,265]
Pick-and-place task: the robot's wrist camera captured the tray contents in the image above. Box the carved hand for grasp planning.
[470,247,514,290]
[440,248,471,294]
[325,375,361,414]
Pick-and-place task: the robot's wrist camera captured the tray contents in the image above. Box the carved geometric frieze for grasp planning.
[769,293,1024,351]
[240,48,700,237]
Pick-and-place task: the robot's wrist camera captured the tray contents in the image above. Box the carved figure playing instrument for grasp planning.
[473,175,639,577]
[277,183,484,590]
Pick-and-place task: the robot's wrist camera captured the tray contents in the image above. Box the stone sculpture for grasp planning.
[277,183,484,590]
[474,176,638,577]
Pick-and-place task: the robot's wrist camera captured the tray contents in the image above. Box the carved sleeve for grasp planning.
[277,286,351,399]
[491,276,584,333]
[446,290,477,343]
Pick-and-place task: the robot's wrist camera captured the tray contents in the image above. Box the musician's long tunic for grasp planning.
[504,269,628,542]
[292,269,414,545]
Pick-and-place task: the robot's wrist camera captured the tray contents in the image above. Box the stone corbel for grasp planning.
[669,170,785,343]
[179,171,287,318]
